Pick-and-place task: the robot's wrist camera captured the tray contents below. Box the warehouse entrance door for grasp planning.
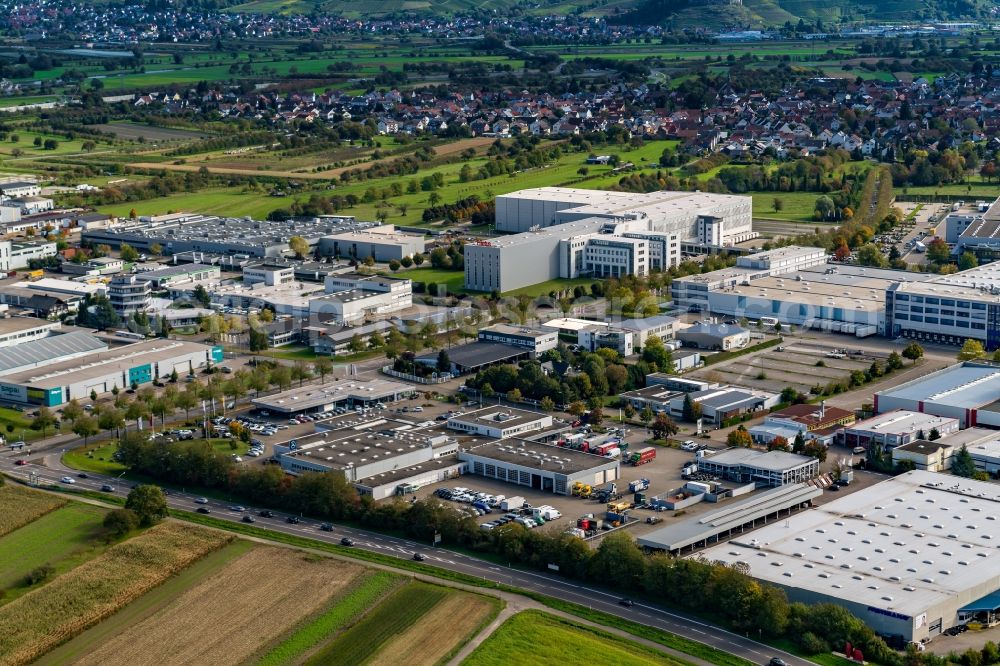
[542,477,553,492]
[531,474,542,490]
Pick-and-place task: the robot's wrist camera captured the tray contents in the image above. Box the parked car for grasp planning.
[14,459,26,466]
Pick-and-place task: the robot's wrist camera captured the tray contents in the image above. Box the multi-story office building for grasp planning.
[108,275,151,316]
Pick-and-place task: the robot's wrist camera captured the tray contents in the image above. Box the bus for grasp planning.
[759,316,779,328]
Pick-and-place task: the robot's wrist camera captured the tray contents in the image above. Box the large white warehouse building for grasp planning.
[700,471,1000,644]
[467,187,754,292]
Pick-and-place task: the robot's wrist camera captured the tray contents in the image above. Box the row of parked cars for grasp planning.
[435,487,506,512]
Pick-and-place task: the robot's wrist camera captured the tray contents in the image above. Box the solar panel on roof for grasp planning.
[0,332,107,376]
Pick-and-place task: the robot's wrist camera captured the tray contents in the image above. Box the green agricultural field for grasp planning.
[102,138,680,226]
[462,610,687,666]
[257,570,403,666]
[97,188,300,220]
[0,96,59,108]
[0,504,108,592]
[305,582,447,665]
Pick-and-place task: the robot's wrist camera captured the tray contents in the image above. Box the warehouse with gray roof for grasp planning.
[699,471,1000,644]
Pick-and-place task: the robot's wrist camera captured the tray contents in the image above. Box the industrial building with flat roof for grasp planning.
[416,341,530,376]
[0,339,222,406]
[672,246,939,337]
[457,438,619,495]
[699,471,1000,643]
[477,324,557,357]
[252,378,415,415]
[446,407,553,439]
[838,410,961,452]
[874,361,1000,428]
[317,226,425,262]
[0,317,60,348]
[886,261,1000,349]
[270,416,460,500]
[695,448,820,487]
[82,213,379,258]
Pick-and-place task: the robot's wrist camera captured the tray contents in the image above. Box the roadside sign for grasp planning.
[433,531,441,545]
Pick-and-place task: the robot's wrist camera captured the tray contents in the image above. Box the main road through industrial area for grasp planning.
[0,452,813,666]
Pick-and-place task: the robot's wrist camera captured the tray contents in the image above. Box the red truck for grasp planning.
[630,447,656,466]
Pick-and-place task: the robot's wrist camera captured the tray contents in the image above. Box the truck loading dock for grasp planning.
[458,439,619,495]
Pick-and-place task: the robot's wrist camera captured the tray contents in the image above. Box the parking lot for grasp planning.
[691,343,878,395]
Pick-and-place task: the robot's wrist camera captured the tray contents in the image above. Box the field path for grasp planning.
[128,136,495,180]
[75,547,363,666]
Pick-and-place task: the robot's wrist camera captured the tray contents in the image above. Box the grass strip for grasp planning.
[463,610,691,666]
[256,570,402,666]
[305,582,447,666]
[0,504,107,594]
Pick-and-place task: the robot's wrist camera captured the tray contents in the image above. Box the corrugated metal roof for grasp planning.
[0,332,106,376]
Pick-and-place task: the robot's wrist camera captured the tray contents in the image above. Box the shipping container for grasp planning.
[500,496,525,511]
[686,481,711,494]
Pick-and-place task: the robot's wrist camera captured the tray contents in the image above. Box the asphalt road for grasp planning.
[2,452,814,666]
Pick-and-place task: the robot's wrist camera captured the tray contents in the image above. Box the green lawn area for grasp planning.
[96,187,300,220]
[0,406,66,443]
[751,191,822,222]
[463,610,687,666]
[261,345,319,361]
[0,504,108,594]
[397,267,595,298]
[397,267,466,293]
[898,179,1000,199]
[64,438,247,476]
